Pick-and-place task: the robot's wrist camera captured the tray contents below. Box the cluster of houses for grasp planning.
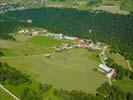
[18,28,47,36]
[50,34,104,51]
[0,2,27,13]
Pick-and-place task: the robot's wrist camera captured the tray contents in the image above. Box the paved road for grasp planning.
[0,84,20,100]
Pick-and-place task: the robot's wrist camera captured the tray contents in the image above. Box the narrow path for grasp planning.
[0,84,20,100]
[99,54,106,65]
[108,77,112,86]
[0,52,55,59]
[127,60,132,71]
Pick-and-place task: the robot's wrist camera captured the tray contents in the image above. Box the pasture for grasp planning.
[0,48,107,93]
[112,78,133,92]
[106,52,129,69]
[0,36,71,56]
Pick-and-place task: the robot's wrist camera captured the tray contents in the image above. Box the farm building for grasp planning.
[98,64,112,73]
[98,64,117,78]
[63,36,78,40]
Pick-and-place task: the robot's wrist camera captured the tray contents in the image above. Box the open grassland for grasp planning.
[92,5,129,15]
[106,52,128,69]
[28,36,71,46]
[45,0,132,14]
[0,88,14,100]
[112,78,133,92]
[0,48,107,93]
[130,60,133,69]
[0,36,71,56]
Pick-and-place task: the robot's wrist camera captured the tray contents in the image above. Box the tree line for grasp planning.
[54,82,133,100]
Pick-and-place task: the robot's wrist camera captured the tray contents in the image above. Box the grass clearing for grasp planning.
[106,52,128,69]
[112,78,133,92]
[0,48,107,93]
[129,60,133,69]
[0,36,71,56]
[27,36,71,46]
[0,88,14,100]
[92,5,129,15]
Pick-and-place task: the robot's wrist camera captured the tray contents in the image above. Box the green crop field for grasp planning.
[0,48,107,93]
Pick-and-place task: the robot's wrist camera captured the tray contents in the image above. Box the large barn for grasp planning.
[98,64,117,78]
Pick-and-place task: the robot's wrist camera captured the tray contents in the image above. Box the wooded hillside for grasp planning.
[0,7,133,60]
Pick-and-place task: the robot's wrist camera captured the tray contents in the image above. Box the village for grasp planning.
[0,2,27,14]
[17,28,117,79]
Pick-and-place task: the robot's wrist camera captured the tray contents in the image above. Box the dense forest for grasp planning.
[0,7,133,60]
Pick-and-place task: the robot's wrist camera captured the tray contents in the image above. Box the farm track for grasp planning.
[0,84,20,100]
[0,52,55,59]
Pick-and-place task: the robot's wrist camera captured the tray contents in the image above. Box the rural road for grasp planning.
[0,84,20,100]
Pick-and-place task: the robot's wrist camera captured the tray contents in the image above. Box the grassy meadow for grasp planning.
[0,88,14,100]
[0,35,108,98]
[0,35,132,98]
[0,48,107,93]
[106,52,129,70]
[112,78,133,92]
[0,36,71,56]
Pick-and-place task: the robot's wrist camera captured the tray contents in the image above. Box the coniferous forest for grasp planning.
[0,7,133,60]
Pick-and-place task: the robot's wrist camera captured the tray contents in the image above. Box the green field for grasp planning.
[1,34,132,98]
[0,88,14,100]
[106,52,129,69]
[0,48,107,93]
[130,60,133,69]
[28,36,71,46]
[0,36,71,56]
[113,78,133,92]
